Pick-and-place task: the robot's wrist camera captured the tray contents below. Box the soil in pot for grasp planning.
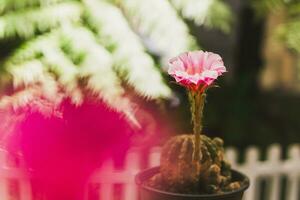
[136,167,250,200]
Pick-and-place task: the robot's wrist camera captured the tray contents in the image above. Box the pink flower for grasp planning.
[168,51,226,91]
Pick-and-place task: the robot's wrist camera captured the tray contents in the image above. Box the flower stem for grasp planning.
[188,91,206,162]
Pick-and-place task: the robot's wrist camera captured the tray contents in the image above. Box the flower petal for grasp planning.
[168,51,226,90]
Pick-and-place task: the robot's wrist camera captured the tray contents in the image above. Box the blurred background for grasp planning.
[0,0,300,154]
[1,0,300,149]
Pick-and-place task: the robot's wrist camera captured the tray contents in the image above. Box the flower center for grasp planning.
[186,65,202,76]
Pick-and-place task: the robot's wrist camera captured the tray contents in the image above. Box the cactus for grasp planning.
[146,51,241,194]
[147,134,240,194]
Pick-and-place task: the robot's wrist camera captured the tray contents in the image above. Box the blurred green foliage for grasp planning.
[0,0,232,125]
[1,0,300,149]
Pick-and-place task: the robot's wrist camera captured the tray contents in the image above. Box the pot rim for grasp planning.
[135,166,250,198]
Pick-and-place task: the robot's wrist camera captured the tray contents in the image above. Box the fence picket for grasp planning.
[1,144,300,200]
[98,159,114,200]
[286,145,300,200]
[0,149,8,200]
[149,147,161,167]
[100,183,113,200]
[19,180,32,200]
[124,150,139,200]
[225,147,238,168]
[243,147,260,200]
[0,179,7,200]
[266,144,281,200]
[14,152,32,200]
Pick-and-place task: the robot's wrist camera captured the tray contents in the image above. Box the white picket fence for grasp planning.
[0,144,300,200]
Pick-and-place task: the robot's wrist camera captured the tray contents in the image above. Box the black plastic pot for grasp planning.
[136,167,249,200]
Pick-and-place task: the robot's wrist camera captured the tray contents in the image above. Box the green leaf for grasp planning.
[0,2,82,39]
[0,0,66,15]
[204,0,233,33]
[59,25,140,126]
[119,0,197,64]
[84,0,171,99]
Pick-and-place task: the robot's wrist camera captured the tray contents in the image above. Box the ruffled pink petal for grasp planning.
[205,53,222,67]
[168,58,185,75]
[168,51,226,91]
[201,70,219,79]
[188,51,204,74]
[182,52,203,74]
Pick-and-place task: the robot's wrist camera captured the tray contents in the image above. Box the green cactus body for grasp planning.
[147,134,240,194]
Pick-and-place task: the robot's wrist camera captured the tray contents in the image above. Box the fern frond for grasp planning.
[7,59,46,88]
[41,45,83,105]
[288,3,300,16]
[277,21,300,53]
[119,0,197,65]
[4,32,57,64]
[0,0,65,15]
[253,0,300,53]
[169,0,212,26]
[0,2,82,39]
[4,31,81,104]
[5,59,59,103]
[84,0,171,99]
[4,23,139,125]
[0,84,64,146]
[170,0,232,33]
[252,0,285,16]
[59,25,139,126]
[0,84,62,117]
[204,0,233,33]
